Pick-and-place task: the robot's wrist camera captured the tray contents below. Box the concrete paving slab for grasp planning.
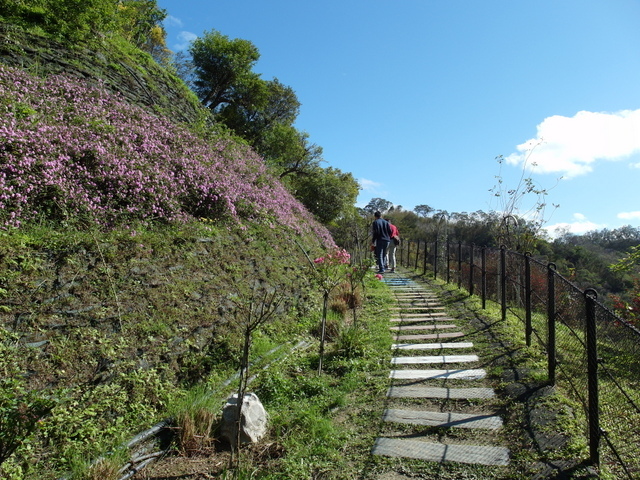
[394,332,464,341]
[387,385,495,399]
[390,316,454,323]
[383,409,503,429]
[395,307,445,311]
[392,312,449,317]
[391,354,479,364]
[393,342,474,350]
[372,437,510,466]
[390,368,486,380]
[390,324,457,331]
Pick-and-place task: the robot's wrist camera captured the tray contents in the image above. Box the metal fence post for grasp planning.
[501,246,507,322]
[547,263,557,385]
[525,253,532,347]
[481,246,487,309]
[469,244,475,296]
[434,239,439,279]
[585,288,600,468]
[446,240,450,283]
[404,241,409,268]
[423,240,428,276]
[457,241,462,289]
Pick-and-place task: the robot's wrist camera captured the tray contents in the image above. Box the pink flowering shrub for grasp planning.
[311,248,351,293]
[0,65,333,246]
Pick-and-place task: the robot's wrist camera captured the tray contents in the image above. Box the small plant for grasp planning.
[345,258,374,324]
[170,387,219,456]
[300,246,351,373]
[227,280,289,471]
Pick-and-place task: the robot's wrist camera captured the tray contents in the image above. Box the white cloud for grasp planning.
[506,109,640,178]
[544,213,605,238]
[618,211,640,220]
[173,31,198,51]
[164,15,184,28]
[358,178,382,192]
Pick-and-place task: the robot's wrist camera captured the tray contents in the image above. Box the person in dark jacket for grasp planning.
[371,211,391,274]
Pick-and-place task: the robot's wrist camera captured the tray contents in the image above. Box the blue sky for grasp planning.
[158,0,640,237]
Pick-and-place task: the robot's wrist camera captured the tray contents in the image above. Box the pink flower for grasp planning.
[375,274,383,280]
[314,257,324,264]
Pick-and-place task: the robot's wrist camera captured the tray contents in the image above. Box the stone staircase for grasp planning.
[371,273,510,467]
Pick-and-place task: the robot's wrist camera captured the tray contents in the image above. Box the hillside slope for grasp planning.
[0,29,337,479]
[0,22,204,125]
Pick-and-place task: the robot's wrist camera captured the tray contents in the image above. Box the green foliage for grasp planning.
[190,29,261,111]
[260,124,321,178]
[0,377,55,466]
[0,216,324,478]
[167,385,220,455]
[287,167,360,225]
[363,197,393,215]
[218,77,300,146]
[1,0,168,51]
[116,0,167,56]
[610,243,640,273]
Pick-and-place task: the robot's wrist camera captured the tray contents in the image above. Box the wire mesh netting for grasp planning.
[400,240,640,478]
[593,300,640,479]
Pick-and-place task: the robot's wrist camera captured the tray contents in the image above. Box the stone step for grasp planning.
[394,297,441,301]
[390,316,454,323]
[387,385,495,399]
[395,307,444,311]
[392,294,436,297]
[372,438,510,466]
[391,354,479,364]
[390,368,486,380]
[394,332,464,341]
[392,312,448,317]
[390,324,458,331]
[393,293,439,296]
[393,342,474,350]
[383,409,502,429]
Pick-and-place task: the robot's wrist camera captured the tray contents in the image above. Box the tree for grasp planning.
[189,30,260,112]
[259,125,322,178]
[217,77,300,148]
[116,0,168,56]
[289,167,360,225]
[363,198,393,215]
[414,204,434,218]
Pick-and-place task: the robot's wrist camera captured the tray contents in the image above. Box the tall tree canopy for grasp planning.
[288,167,360,225]
[364,198,393,215]
[259,125,323,179]
[189,29,261,112]
[217,77,300,147]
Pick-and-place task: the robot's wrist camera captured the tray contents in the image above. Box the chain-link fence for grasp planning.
[399,240,640,479]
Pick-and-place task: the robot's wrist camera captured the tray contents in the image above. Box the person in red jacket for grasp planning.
[386,222,400,273]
